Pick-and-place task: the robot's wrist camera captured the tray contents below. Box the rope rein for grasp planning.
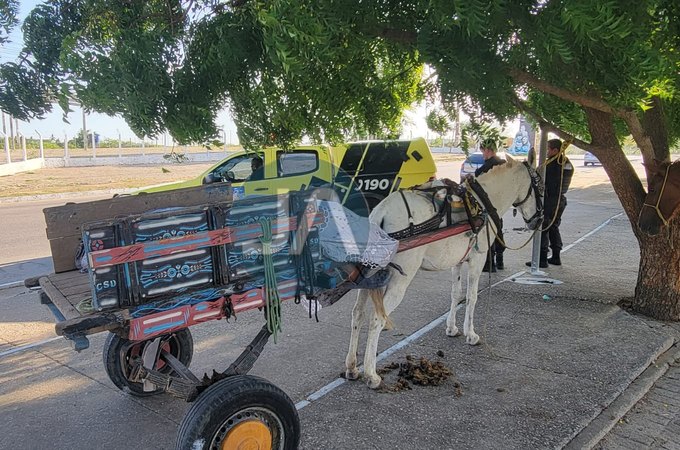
[260,218,282,343]
[642,164,672,226]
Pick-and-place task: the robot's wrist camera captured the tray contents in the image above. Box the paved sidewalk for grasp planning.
[597,355,680,449]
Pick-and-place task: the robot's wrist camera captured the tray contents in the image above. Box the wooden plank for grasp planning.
[49,238,81,273]
[397,223,472,253]
[40,276,82,321]
[59,281,92,297]
[55,312,125,337]
[44,183,233,272]
[44,183,233,240]
[65,292,91,309]
[49,270,89,285]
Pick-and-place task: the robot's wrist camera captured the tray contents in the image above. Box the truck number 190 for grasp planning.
[356,178,390,191]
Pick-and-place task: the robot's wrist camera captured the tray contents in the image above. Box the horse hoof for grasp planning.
[366,375,382,390]
[446,326,460,337]
[466,333,480,345]
[345,369,360,381]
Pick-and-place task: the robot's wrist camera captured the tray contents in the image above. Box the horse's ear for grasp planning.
[527,147,537,168]
[505,153,516,165]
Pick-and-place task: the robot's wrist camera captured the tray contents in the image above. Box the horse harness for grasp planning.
[513,161,544,229]
[388,161,544,241]
[387,179,487,241]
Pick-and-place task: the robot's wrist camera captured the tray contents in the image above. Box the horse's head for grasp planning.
[507,154,544,230]
[639,159,680,235]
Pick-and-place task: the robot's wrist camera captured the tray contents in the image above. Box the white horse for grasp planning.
[344,155,543,389]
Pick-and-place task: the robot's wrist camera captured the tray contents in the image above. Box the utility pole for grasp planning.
[528,126,549,275]
[9,116,14,151]
[82,108,88,152]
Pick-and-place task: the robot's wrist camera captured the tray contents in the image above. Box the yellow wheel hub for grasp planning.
[221,420,272,450]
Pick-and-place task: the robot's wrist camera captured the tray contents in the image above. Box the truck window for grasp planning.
[276,151,319,177]
[213,155,261,182]
[363,141,409,175]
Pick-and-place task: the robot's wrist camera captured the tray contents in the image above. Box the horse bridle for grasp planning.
[641,164,672,226]
[513,161,544,227]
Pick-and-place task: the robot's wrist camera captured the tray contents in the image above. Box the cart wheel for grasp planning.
[103,329,194,397]
[176,375,300,450]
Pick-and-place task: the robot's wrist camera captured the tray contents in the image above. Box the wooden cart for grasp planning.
[29,183,471,450]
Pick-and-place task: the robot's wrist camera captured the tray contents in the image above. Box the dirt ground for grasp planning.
[0,154,470,199]
[0,163,216,198]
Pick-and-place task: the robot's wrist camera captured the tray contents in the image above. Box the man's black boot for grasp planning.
[495,253,504,270]
[482,261,497,272]
[548,249,562,266]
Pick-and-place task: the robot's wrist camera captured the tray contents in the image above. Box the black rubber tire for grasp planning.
[176,375,300,450]
[103,329,193,397]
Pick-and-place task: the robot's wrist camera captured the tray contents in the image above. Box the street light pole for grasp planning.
[529,125,548,275]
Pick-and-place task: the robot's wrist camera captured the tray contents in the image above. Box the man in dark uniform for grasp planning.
[474,138,506,272]
[526,138,574,268]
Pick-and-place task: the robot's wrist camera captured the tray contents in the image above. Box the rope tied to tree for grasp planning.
[259,218,282,343]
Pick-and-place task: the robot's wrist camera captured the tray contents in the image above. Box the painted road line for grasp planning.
[0,336,63,359]
[562,213,623,253]
[0,280,23,289]
[295,213,621,411]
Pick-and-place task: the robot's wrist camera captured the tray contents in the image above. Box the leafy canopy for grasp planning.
[2,0,680,153]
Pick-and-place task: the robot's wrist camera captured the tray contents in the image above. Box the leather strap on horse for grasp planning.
[388,191,449,240]
[466,178,502,233]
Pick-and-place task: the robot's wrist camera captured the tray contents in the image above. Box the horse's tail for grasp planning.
[369,289,394,330]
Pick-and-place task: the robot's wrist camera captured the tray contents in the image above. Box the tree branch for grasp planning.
[507,67,616,115]
[620,109,657,166]
[509,95,601,152]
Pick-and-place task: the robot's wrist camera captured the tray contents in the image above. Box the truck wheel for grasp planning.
[103,329,193,397]
[176,375,300,450]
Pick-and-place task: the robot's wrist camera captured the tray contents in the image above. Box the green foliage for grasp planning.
[425,109,450,137]
[460,122,505,155]
[0,0,18,45]
[2,0,680,154]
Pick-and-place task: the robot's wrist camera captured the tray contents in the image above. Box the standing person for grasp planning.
[526,138,574,268]
[474,138,506,272]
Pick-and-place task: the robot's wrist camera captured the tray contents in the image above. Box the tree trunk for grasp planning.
[584,107,680,321]
[632,219,680,320]
[584,107,645,227]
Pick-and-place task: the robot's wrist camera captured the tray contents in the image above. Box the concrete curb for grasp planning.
[565,339,680,449]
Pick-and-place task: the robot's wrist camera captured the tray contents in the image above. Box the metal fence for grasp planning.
[0,136,242,165]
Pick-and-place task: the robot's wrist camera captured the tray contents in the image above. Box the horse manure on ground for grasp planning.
[377,355,459,394]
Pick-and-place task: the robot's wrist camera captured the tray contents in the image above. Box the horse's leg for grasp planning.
[446,263,464,337]
[363,262,420,389]
[463,252,486,345]
[345,290,369,380]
